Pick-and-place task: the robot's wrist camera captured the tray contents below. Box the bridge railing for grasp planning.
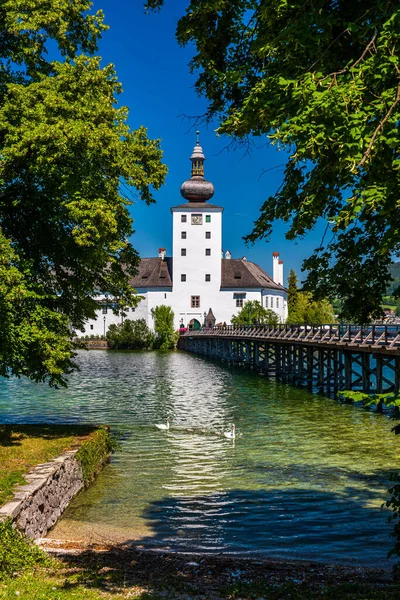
[179,323,400,348]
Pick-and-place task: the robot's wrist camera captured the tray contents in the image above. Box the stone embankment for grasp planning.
[83,339,108,349]
[0,450,85,539]
[0,427,112,539]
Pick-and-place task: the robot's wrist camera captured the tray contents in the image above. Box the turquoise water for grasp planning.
[0,350,399,565]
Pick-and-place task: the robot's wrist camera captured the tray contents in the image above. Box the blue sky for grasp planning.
[96,0,325,286]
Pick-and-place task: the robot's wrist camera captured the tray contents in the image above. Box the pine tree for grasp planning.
[287,269,299,320]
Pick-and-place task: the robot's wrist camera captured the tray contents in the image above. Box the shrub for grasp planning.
[75,426,115,486]
[0,519,49,580]
[106,319,153,350]
[232,301,279,326]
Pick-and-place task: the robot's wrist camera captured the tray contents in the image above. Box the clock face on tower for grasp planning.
[191,213,203,225]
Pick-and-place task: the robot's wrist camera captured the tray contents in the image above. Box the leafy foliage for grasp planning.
[75,426,116,486]
[231,300,279,326]
[148,0,400,322]
[151,305,178,350]
[0,1,167,385]
[338,390,400,409]
[386,472,400,561]
[287,291,335,325]
[286,270,335,323]
[106,319,153,350]
[388,262,400,296]
[0,519,49,580]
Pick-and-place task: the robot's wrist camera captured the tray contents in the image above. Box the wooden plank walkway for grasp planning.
[180,324,400,355]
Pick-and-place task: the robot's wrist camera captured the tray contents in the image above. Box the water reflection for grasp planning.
[0,350,398,565]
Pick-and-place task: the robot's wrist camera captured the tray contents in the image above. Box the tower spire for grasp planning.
[180,132,215,202]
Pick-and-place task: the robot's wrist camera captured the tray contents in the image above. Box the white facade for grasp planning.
[77,139,288,337]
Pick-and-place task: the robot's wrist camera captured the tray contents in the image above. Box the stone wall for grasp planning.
[0,450,85,539]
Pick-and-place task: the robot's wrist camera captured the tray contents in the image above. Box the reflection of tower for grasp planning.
[171,133,223,327]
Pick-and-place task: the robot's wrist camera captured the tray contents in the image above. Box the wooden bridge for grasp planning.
[178,324,400,394]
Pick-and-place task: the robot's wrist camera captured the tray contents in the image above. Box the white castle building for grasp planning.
[79,135,287,336]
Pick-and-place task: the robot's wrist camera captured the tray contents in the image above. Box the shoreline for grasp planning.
[37,539,395,593]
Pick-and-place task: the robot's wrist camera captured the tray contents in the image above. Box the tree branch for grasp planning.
[359,82,400,167]
[320,33,377,82]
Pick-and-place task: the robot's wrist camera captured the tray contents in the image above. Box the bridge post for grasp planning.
[344,352,352,390]
[297,346,304,383]
[362,353,372,394]
[318,349,325,388]
[254,343,260,370]
[307,347,314,385]
[276,344,282,378]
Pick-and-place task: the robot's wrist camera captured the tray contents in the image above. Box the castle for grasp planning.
[79,135,287,337]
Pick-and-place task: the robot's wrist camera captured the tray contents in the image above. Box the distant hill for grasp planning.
[387,262,400,295]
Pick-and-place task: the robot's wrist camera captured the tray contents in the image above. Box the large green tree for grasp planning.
[0,1,167,385]
[151,305,178,350]
[287,292,335,325]
[148,0,400,322]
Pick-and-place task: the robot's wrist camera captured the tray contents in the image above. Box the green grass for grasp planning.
[0,566,399,600]
[0,424,101,506]
[0,572,144,599]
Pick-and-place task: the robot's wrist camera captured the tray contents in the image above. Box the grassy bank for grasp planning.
[0,424,108,507]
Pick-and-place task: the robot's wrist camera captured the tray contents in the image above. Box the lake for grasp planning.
[0,350,398,565]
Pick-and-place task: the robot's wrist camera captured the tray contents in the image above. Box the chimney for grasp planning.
[278,259,284,286]
[158,247,166,260]
[225,250,231,259]
[272,252,279,283]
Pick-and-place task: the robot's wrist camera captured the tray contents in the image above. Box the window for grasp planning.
[265,297,269,308]
[181,231,187,239]
[181,215,187,223]
[164,293,167,299]
[234,272,241,279]
[131,307,136,312]
[181,248,186,256]
[205,248,211,256]
[90,324,94,330]
[102,306,107,314]
[181,274,186,282]
[206,215,211,223]
[276,297,279,308]
[205,274,211,282]
[205,231,211,239]
[234,293,245,307]
[191,295,200,308]
[191,213,202,225]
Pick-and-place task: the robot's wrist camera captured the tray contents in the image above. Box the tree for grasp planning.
[287,270,299,318]
[151,306,178,350]
[231,300,279,326]
[287,292,335,325]
[148,0,400,322]
[106,319,153,350]
[0,1,167,385]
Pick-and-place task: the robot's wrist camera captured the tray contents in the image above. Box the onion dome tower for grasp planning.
[180,131,215,202]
